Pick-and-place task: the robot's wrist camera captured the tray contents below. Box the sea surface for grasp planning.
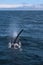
[0,11,43,65]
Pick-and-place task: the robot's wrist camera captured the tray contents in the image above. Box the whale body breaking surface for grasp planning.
[8,29,23,50]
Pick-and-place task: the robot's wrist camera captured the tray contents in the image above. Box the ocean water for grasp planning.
[0,11,43,65]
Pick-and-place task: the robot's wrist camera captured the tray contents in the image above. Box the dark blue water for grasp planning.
[0,11,43,65]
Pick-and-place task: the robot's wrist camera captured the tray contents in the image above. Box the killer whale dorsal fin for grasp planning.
[14,29,23,43]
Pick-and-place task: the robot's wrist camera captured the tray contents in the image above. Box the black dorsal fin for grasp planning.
[14,29,23,43]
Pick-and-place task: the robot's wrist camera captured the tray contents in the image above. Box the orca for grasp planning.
[8,29,23,49]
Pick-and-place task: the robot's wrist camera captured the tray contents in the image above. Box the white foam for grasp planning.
[8,41,22,51]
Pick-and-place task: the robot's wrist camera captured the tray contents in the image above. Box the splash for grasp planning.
[13,32,17,38]
[8,41,22,51]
